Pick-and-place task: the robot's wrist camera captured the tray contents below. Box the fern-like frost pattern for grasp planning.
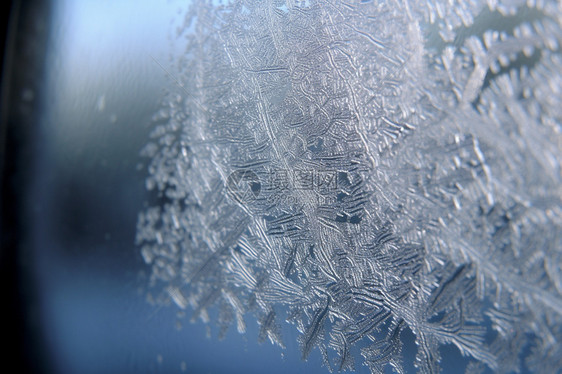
[136,0,562,372]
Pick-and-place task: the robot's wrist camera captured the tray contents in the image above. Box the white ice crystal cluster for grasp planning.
[136,0,562,372]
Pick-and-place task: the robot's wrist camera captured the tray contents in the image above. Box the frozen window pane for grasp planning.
[136,1,562,373]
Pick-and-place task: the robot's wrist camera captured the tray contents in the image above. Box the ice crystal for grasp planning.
[136,0,562,372]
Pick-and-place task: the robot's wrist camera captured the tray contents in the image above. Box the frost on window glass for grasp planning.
[135,0,562,373]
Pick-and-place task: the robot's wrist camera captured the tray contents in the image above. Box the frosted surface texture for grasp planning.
[136,1,562,372]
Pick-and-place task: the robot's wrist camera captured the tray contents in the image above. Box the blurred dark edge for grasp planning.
[1,0,53,373]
